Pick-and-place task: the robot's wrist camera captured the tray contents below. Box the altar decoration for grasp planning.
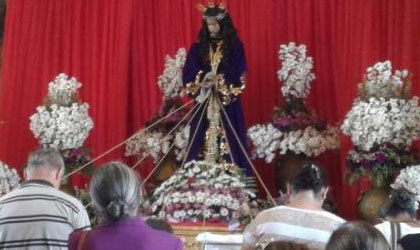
[147,46,258,223]
[149,160,257,223]
[247,42,340,164]
[125,48,191,181]
[29,73,94,175]
[341,61,420,185]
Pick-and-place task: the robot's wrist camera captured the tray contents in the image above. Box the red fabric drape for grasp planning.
[1,0,420,219]
[0,0,135,186]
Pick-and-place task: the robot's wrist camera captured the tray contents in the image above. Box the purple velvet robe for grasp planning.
[182,38,252,175]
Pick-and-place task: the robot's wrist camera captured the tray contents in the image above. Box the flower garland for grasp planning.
[0,162,20,197]
[149,161,257,223]
[248,42,339,163]
[342,61,420,183]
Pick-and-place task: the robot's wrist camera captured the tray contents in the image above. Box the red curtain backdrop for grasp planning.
[1,0,420,219]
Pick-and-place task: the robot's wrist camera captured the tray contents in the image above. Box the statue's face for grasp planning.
[206,19,220,38]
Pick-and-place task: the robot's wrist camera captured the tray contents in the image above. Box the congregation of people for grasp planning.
[1,148,420,250]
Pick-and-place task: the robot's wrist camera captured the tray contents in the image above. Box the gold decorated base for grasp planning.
[171,223,242,250]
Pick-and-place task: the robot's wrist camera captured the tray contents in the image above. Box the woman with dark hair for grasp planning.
[183,2,251,175]
[375,188,420,249]
[326,221,390,250]
[68,161,182,250]
[241,163,345,250]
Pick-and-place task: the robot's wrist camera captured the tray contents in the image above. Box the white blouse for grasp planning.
[375,221,420,246]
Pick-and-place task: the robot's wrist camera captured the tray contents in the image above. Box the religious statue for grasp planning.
[182,1,251,175]
[148,2,258,224]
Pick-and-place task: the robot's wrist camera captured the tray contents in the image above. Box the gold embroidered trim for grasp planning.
[186,72,246,104]
[216,74,246,105]
[185,70,203,95]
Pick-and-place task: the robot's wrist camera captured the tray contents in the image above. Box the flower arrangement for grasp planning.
[30,103,93,150]
[29,73,94,175]
[47,74,81,105]
[149,161,257,223]
[391,164,420,205]
[125,123,190,163]
[342,61,420,184]
[0,162,20,197]
[125,48,191,164]
[157,48,187,99]
[248,42,340,163]
[277,42,316,99]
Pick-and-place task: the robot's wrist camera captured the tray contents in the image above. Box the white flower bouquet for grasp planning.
[342,61,420,184]
[30,103,93,150]
[29,73,94,174]
[248,42,339,162]
[0,162,20,197]
[277,42,316,99]
[47,73,81,105]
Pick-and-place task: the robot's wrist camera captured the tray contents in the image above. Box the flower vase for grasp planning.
[357,173,391,223]
[274,152,312,194]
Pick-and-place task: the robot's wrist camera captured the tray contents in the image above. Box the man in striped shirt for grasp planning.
[0,148,91,249]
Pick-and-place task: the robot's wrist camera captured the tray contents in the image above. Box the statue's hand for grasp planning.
[201,72,217,88]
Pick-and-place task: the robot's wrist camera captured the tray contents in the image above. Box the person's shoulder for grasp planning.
[49,188,85,210]
[260,205,288,214]
[317,210,346,223]
[0,188,21,201]
[375,220,390,228]
[374,221,390,234]
[254,206,288,220]
[0,185,43,202]
[276,206,345,224]
[400,222,420,231]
